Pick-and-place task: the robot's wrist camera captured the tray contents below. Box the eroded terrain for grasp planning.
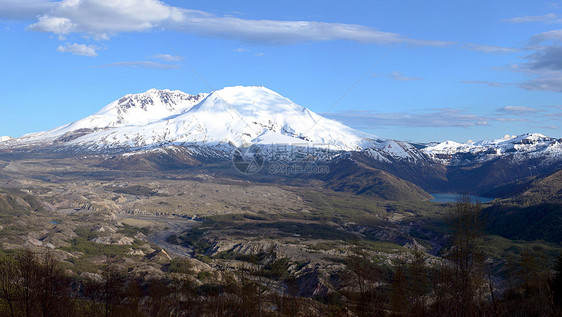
[0,153,560,305]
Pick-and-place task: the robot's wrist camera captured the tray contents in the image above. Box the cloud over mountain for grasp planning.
[11,0,450,46]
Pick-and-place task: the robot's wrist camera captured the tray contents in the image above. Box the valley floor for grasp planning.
[0,153,560,316]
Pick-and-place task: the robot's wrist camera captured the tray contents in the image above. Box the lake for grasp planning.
[430,193,495,203]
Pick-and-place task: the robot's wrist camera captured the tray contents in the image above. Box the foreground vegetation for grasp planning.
[0,246,560,316]
[0,196,560,316]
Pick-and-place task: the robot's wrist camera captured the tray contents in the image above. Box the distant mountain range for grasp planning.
[424,133,562,166]
[1,86,561,198]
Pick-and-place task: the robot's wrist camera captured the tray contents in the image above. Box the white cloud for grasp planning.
[151,53,183,62]
[501,44,562,93]
[173,16,448,46]
[497,106,542,114]
[531,29,562,43]
[27,0,183,39]
[519,74,562,92]
[510,45,562,92]
[0,0,56,20]
[233,48,265,56]
[463,43,520,54]
[493,117,530,122]
[534,125,559,129]
[56,43,98,57]
[388,71,423,81]
[372,71,423,81]
[459,80,508,87]
[502,13,561,24]
[325,109,488,128]
[21,0,451,46]
[97,61,181,69]
[525,46,562,70]
[490,105,562,125]
[467,16,562,94]
[326,106,561,129]
[29,15,77,35]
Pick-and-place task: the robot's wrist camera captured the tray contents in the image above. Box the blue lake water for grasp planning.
[430,193,495,203]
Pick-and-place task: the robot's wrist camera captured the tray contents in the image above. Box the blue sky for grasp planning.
[1,0,562,142]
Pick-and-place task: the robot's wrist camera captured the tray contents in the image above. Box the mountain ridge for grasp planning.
[424,133,562,166]
[0,86,560,199]
[3,86,559,166]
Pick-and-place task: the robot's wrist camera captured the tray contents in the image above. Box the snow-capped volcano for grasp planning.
[3,86,377,152]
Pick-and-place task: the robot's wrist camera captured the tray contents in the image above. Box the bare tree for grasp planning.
[36,252,69,317]
[0,255,18,317]
[408,247,428,316]
[440,194,486,316]
[553,253,562,313]
[18,250,39,317]
[106,268,124,317]
[341,249,382,316]
[390,265,408,315]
